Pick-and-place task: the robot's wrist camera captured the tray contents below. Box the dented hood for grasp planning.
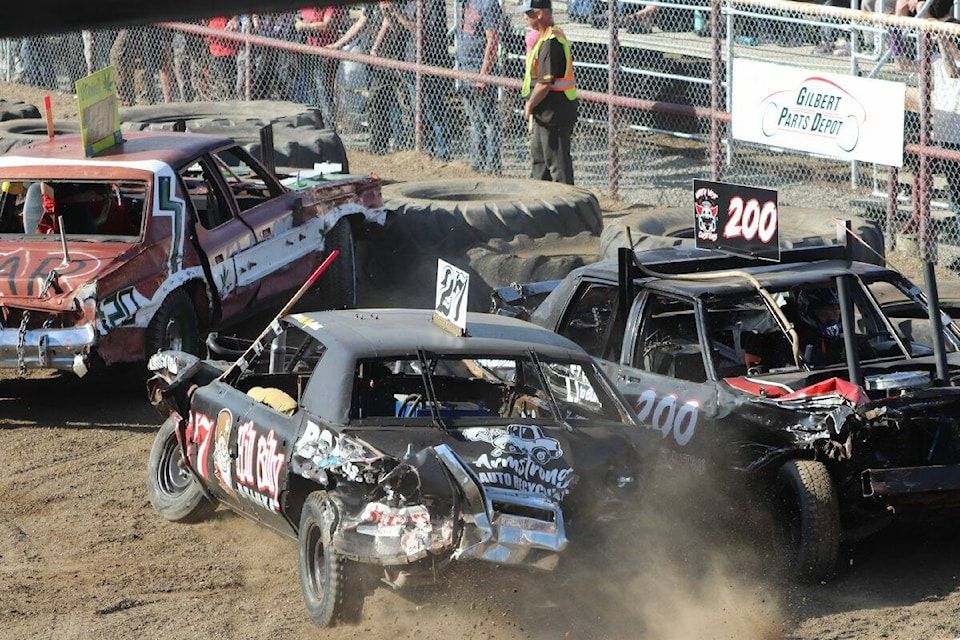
[0,241,135,310]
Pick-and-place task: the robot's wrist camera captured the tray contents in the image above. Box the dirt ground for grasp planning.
[3,85,960,640]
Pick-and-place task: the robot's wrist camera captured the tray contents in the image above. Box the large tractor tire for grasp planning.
[0,100,41,121]
[0,119,81,152]
[120,100,324,129]
[774,459,841,583]
[380,178,603,256]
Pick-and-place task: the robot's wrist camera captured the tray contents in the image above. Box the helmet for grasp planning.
[797,287,842,338]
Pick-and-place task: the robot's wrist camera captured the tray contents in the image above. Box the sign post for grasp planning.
[693,179,780,261]
[75,66,123,157]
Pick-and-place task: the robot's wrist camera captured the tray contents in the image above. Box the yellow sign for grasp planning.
[75,66,122,156]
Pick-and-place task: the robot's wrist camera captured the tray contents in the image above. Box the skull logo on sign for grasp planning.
[694,187,720,242]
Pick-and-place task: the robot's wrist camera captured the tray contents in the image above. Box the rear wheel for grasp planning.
[147,416,216,522]
[774,459,840,583]
[298,492,366,626]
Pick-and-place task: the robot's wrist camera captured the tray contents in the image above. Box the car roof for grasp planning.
[579,252,898,297]
[286,308,588,361]
[3,131,232,168]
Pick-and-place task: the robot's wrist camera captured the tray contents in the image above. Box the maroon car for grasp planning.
[0,131,383,376]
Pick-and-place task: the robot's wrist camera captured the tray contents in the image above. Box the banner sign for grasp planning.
[75,66,122,157]
[732,59,905,167]
[694,179,780,261]
[433,259,469,336]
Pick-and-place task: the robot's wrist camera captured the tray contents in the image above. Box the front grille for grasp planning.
[491,500,556,523]
[0,308,67,330]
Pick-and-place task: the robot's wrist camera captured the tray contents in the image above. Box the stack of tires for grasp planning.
[0,100,347,171]
[119,101,348,171]
[372,178,603,311]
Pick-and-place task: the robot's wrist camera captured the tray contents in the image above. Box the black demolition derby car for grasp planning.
[494,241,960,582]
[145,308,643,625]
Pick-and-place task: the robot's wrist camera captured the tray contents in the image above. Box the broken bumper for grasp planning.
[0,324,94,374]
[435,445,568,571]
[862,464,960,501]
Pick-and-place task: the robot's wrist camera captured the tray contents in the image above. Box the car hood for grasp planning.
[0,241,135,311]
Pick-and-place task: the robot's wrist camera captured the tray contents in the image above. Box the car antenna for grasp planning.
[416,348,446,431]
[57,216,70,266]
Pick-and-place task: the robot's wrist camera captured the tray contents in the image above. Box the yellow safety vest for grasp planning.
[522,27,577,101]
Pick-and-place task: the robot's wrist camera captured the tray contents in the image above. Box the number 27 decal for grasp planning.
[723,197,777,244]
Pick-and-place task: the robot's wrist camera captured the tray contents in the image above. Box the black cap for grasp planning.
[519,0,551,12]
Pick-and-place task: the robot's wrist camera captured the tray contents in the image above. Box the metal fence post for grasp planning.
[886,166,899,251]
[710,0,722,180]
[919,31,933,263]
[244,21,251,101]
[415,0,424,153]
[724,2,734,169]
[607,0,620,199]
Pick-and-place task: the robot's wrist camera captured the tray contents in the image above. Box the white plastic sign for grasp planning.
[434,259,469,335]
[732,59,905,167]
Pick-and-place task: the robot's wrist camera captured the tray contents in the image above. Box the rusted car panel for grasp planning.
[0,132,383,375]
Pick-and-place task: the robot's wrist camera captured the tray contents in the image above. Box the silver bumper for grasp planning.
[434,445,568,571]
[0,324,95,374]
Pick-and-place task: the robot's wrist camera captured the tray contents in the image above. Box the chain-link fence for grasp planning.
[2,1,960,261]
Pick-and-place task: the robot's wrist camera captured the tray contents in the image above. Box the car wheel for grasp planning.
[145,289,202,358]
[774,459,840,583]
[298,492,366,626]
[532,447,550,464]
[146,415,216,522]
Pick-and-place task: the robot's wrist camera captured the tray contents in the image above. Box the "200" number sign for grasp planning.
[693,179,780,261]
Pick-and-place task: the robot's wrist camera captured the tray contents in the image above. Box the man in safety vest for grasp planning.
[521,0,579,185]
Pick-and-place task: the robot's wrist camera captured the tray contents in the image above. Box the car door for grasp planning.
[188,377,301,535]
[209,145,320,307]
[615,290,719,463]
[178,155,259,321]
[554,278,624,381]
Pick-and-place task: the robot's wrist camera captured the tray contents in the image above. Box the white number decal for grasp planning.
[724,196,777,244]
[634,391,700,447]
[724,196,743,239]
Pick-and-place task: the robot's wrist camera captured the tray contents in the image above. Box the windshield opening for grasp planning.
[705,278,910,377]
[0,179,147,239]
[349,354,628,426]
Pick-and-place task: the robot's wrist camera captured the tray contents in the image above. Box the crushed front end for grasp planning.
[291,426,568,574]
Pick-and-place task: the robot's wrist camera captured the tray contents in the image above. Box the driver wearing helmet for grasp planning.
[795,287,845,366]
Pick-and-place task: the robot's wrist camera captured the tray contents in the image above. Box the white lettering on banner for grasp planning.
[732,59,905,167]
[634,390,700,447]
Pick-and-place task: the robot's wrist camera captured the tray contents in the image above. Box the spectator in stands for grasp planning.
[205,16,240,100]
[297,6,345,129]
[457,0,505,174]
[110,27,173,105]
[171,23,210,101]
[253,14,298,100]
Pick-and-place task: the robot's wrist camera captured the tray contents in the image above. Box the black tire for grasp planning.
[145,289,202,358]
[303,217,357,311]
[0,100,41,121]
[0,119,81,152]
[466,232,595,311]
[147,415,216,523]
[774,459,841,583]
[298,492,366,627]
[125,120,349,171]
[381,178,603,255]
[120,100,324,129]
[599,206,885,264]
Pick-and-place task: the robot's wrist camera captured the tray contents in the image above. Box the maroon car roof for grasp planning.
[6,131,233,168]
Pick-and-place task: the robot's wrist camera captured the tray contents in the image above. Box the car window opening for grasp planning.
[349,354,625,425]
[0,178,147,238]
[232,326,326,415]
